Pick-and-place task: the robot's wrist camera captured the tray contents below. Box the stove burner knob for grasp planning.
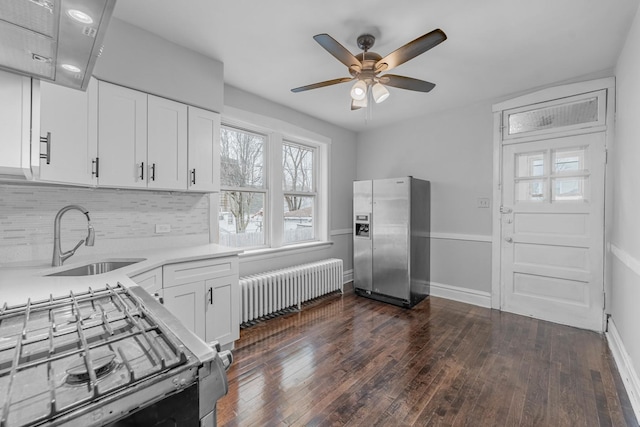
[218,350,233,371]
[208,340,221,352]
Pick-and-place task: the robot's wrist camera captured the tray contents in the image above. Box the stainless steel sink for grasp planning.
[47,258,146,277]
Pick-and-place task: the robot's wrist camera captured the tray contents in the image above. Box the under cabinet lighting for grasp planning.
[61,64,82,73]
[67,9,94,24]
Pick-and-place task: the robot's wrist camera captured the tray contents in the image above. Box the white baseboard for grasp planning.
[606,318,640,422]
[429,281,492,308]
[343,269,353,284]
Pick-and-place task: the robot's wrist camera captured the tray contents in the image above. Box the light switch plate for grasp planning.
[155,224,171,233]
[477,198,490,208]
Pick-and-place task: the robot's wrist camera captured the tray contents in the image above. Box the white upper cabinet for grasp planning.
[97,81,148,189]
[187,106,220,192]
[97,81,189,191]
[38,79,98,185]
[148,96,188,190]
[0,70,39,179]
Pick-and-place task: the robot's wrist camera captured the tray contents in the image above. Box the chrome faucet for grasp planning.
[52,205,95,267]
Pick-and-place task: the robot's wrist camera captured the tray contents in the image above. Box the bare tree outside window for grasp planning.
[283,142,315,243]
[219,127,266,247]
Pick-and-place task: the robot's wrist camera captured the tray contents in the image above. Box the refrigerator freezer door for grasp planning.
[353,180,373,292]
[372,178,410,301]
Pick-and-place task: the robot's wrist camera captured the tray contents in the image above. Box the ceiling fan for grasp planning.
[291,29,447,110]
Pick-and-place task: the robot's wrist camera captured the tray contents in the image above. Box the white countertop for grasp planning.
[0,243,242,307]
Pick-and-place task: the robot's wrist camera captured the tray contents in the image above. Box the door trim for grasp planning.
[491,77,616,328]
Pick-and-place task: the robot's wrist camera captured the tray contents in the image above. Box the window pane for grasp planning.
[552,177,587,202]
[515,179,545,202]
[283,196,314,243]
[219,191,265,248]
[553,147,587,174]
[220,127,264,188]
[283,142,314,192]
[508,98,598,135]
[516,152,544,178]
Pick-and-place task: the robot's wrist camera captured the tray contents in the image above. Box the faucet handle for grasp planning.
[61,240,85,262]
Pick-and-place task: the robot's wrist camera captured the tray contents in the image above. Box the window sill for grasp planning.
[238,240,333,262]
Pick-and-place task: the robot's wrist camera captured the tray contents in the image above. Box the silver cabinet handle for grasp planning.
[138,161,145,181]
[191,168,196,185]
[150,163,156,181]
[208,287,213,305]
[504,237,513,243]
[40,132,51,164]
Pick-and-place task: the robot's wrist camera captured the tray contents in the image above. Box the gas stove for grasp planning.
[0,283,231,427]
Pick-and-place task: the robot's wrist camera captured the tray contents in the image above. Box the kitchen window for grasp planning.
[217,113,329,250]
[219,126,267,248]
[283,141,315,243]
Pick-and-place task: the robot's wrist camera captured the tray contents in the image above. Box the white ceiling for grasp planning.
[113,0,638,133]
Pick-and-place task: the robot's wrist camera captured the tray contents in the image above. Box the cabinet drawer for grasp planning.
[164,257,238,287]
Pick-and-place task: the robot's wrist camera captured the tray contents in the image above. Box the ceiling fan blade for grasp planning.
[313,34,363,70]
[375,29,447,72]
[351,100,362,111]
[378,74,436,92]
[291,77,354,93]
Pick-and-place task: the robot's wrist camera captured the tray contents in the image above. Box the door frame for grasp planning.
[490,77,616,330]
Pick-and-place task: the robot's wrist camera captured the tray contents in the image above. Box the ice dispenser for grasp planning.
[354,213,370,238]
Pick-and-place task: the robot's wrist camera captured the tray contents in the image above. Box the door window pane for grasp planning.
[516,152,544,177]
[283,196,314,243]
[283,142,314,192]
[553,147,586,174]
[552,177,587,202]
[219,191,265,248]
[220,127,265,188]
[508,98,598,135]
[515,180,545,202]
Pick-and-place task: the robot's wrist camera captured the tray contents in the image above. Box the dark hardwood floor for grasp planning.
[217,289,637,427]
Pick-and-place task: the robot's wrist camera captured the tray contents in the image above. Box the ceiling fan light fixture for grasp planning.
[350,80,367,101]
[352,96,368,109]
[372,83,390,103]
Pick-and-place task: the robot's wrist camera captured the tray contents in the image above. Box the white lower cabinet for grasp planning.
[130,267,163,297]
[162,257,239,348]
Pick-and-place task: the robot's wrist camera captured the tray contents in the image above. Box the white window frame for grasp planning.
[219,124,269,249]
[212,106,330,253]
[282,139,318,246]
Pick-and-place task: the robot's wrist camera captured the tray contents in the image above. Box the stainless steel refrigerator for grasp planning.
[353,177,430,307]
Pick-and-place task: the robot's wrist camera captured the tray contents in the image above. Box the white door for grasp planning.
[500,130,606,331]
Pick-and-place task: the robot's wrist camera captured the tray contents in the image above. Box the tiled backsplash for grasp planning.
[0,183,211,265]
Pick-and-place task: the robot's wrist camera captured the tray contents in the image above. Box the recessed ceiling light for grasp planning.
[61,64,82,73]
[67,9,93,24]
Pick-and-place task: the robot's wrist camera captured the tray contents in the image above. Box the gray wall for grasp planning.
[95,18,224,113]
[611,2,640,407]
[356,101,494,297]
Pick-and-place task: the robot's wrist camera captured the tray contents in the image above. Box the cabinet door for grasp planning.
[39,79,98,185]
[148,95,188,190]
[0,70,37,178]
[98,81,147,188]
[187,106,220,192]
[205,275,240,346]
[131,267,163,295]
[163,281,206,341]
